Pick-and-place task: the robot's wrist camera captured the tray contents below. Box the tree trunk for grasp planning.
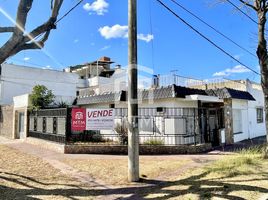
[257,10,268,143]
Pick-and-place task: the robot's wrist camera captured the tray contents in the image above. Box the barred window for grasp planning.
[257,108,264,123]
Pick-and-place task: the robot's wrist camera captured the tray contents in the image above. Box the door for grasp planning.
[18,112,25,139]
[208,109,220,146]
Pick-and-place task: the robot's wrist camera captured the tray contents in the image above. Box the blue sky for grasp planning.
[0,0,261,82]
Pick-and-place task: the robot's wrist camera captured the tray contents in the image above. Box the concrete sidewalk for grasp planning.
[0,136,222,186]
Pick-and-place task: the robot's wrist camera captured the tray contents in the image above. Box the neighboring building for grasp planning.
[0,63,82,139]
[0,63,81,105]
[64,56,127,94]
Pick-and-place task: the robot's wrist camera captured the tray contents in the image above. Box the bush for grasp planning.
[56,100,68,108]
[30,85,55,110]
[143,138,164,145]
[69,131,105,143]
[114,123,128,145]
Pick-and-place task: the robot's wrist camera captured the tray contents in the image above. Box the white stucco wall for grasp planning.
[84,98,198,145]
[84,98,198,109]
[232,81,266,142]
[247,82,266,139]
[13,94,30,109]
[0,63,80,105]
[232,99,249,142]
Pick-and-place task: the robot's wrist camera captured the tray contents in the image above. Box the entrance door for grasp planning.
[17,112,25,139]
[208,109,220,146]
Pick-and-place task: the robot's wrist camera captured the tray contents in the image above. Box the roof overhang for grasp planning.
[185,94,223,102]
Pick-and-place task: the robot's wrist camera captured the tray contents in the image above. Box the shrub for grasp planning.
[69,131,105,143]
[30,85,55,110]
[114,123,128,145]
[56,100,68,108]
[143,138,164,145]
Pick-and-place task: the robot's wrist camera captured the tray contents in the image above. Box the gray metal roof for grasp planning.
[76,85,255,105]
[77,91,125,105]
[206,88,255,101]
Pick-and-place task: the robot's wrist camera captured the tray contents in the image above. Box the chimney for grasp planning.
[152,74,160,88]
[99,56,111,62]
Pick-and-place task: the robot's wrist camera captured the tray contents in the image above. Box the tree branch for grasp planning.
[0,0,63,64]
[23,0,63,43]
[0,27,15,33]
[15,0,34,34]
[24,18,56,43]
[239,0,258,11]
[51,0,63,18]
[20,42,43,50]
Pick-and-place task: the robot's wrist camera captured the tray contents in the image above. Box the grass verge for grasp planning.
[63,156,190,185]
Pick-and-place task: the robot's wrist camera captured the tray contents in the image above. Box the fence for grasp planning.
[28,107,207,146]
[28,108,70,144]
[68,108,202,146]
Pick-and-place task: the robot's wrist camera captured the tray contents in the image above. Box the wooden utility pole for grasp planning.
[128,0,139,182]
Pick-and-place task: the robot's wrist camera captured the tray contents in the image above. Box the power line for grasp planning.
[225,0,258,25]
[56,0,84,24]
[155,0,260,75]
[30,0,83,41]
[170,0,256,58]
[21,0,84,67]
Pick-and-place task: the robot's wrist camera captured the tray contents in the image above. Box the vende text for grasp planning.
[87,109,113,118]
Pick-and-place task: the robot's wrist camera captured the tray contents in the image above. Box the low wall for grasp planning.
[0,105,14,138]
[64,143,212,155]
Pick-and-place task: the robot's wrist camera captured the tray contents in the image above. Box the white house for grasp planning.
[75,74,266,146]
[231,80,265,142]
[0,63,81,105]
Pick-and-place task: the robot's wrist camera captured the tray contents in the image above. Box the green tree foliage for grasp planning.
[30,85,55,109]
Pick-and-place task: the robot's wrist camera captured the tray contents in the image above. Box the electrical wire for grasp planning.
[225,0,258,25]
[170,0,256,58]
[30,0,83,41]
[56,0,84,24]
[156,0,260,76]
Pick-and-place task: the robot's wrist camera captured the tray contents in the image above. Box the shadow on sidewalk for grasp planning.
[1,169,268,199]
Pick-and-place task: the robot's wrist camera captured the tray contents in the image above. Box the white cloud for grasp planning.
[233,54,243,60]
[74,39,79,43]
[213,65,251,77]
[137,34,154,43]
[99,24,154,42]
[83,0,109,15]
[23,57,30,61]
[42,65,53,70]
[99,45,111,51]
[213,71,227,77]
[99,24,128,39]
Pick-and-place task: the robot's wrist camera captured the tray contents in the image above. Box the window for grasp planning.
[156,107,164,112]
[257,108,264,123]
